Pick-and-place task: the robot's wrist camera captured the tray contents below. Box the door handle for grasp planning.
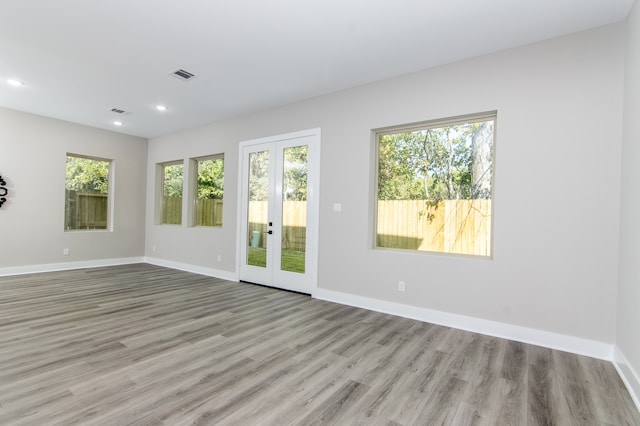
[268,230,273,235]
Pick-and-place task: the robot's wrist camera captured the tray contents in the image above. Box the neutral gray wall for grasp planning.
[146,23,625,344]
[618,0,640,391]
[0,108,147,267]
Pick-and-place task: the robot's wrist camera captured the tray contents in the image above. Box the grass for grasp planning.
[247,247,305,274]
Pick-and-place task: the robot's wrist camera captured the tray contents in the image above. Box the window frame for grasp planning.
[188,154,224,228]
[64,153,113,232]
[372,111,497,258]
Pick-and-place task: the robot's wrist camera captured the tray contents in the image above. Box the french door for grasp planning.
[238,129,320,294]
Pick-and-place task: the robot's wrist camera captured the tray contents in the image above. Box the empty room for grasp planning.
[1,0,640,424]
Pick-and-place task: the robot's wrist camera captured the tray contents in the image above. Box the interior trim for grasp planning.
[0,257,145,277]
[614,346,640,413]
[313,287,613,361]
[144,257,239,282]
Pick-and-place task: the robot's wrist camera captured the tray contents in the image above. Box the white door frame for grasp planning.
[236,128,321,295]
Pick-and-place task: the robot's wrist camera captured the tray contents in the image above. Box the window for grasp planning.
[192,154,224,227]
[65,154,111,231]
[160,161,183,225]
[375,112,495,257]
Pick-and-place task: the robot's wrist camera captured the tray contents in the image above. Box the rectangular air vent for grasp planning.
[110,108,127,114]
[171,68,197,81]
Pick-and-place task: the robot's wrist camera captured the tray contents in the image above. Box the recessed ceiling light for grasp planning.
[113,121,123,126]
[156,105,168,112]
[7,79,23,87]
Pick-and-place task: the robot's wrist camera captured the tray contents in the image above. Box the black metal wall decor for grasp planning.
[0,175,8,208]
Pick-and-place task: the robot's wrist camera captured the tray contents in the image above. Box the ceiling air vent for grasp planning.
[171,68,197,81]
[110,108,127,114]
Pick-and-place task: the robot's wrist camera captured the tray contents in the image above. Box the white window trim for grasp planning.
[371,111,497,258]
[155,160,185,226]
[65,153,114,232]
[187,154,224,228]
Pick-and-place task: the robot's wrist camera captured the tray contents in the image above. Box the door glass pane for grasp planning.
[281,145,308,273]
[247,151,269,267]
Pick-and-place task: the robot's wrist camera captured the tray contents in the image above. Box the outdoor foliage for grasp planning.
[249,151,269,201]
[197,157,224,199]
[378,119,494,202]
[249,145,307,201]
[283,146,308,201]
[65,156,110,194]
[196,157,224,227]
[376,117,494,256]
[163,163,183,197]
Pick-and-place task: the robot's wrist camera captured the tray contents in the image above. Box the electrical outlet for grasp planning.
[217,254,222,262]
[63,248,70,256]
[398,281,405,292]
[152,245,156,252]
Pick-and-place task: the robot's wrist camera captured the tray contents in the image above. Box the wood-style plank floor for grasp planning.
[0,264,638,425]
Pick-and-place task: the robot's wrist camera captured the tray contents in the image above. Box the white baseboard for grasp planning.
[0,257,145,277]
[144,257,239,282]
[313,287,614,361]
[0,256,239,283]
[614,346,640,413]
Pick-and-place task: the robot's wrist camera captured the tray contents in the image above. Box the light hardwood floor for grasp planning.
[0,264,638,425]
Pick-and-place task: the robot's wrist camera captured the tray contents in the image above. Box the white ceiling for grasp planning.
[0,0,634,139]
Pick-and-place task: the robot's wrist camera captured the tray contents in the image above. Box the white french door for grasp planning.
[238,129,320,294]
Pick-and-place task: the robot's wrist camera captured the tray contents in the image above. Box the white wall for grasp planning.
[146,24,625,346]
[145,125,241,278]
[0,108,147,271]
[617,0,640,404]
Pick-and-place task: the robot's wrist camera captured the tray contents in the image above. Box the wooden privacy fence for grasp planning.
[195,198,223,226]
[64,190,108,230]
[162,197,182,225]
[68,195,223,227]
[246,199,490,255]
[162,197,223,226]
[248,201,307,251]
[65,194,489,255]
[377,199,492,256]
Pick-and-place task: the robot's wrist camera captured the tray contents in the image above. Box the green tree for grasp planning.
[249,151,269,201]
[283,145,307,201]
[65,156,110,194]
[197,157,224,199]
[417,125,474,200]
[248,146,308,201]
[378,119,493,202]
[163,164,183,197]
[378,133,426,200]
